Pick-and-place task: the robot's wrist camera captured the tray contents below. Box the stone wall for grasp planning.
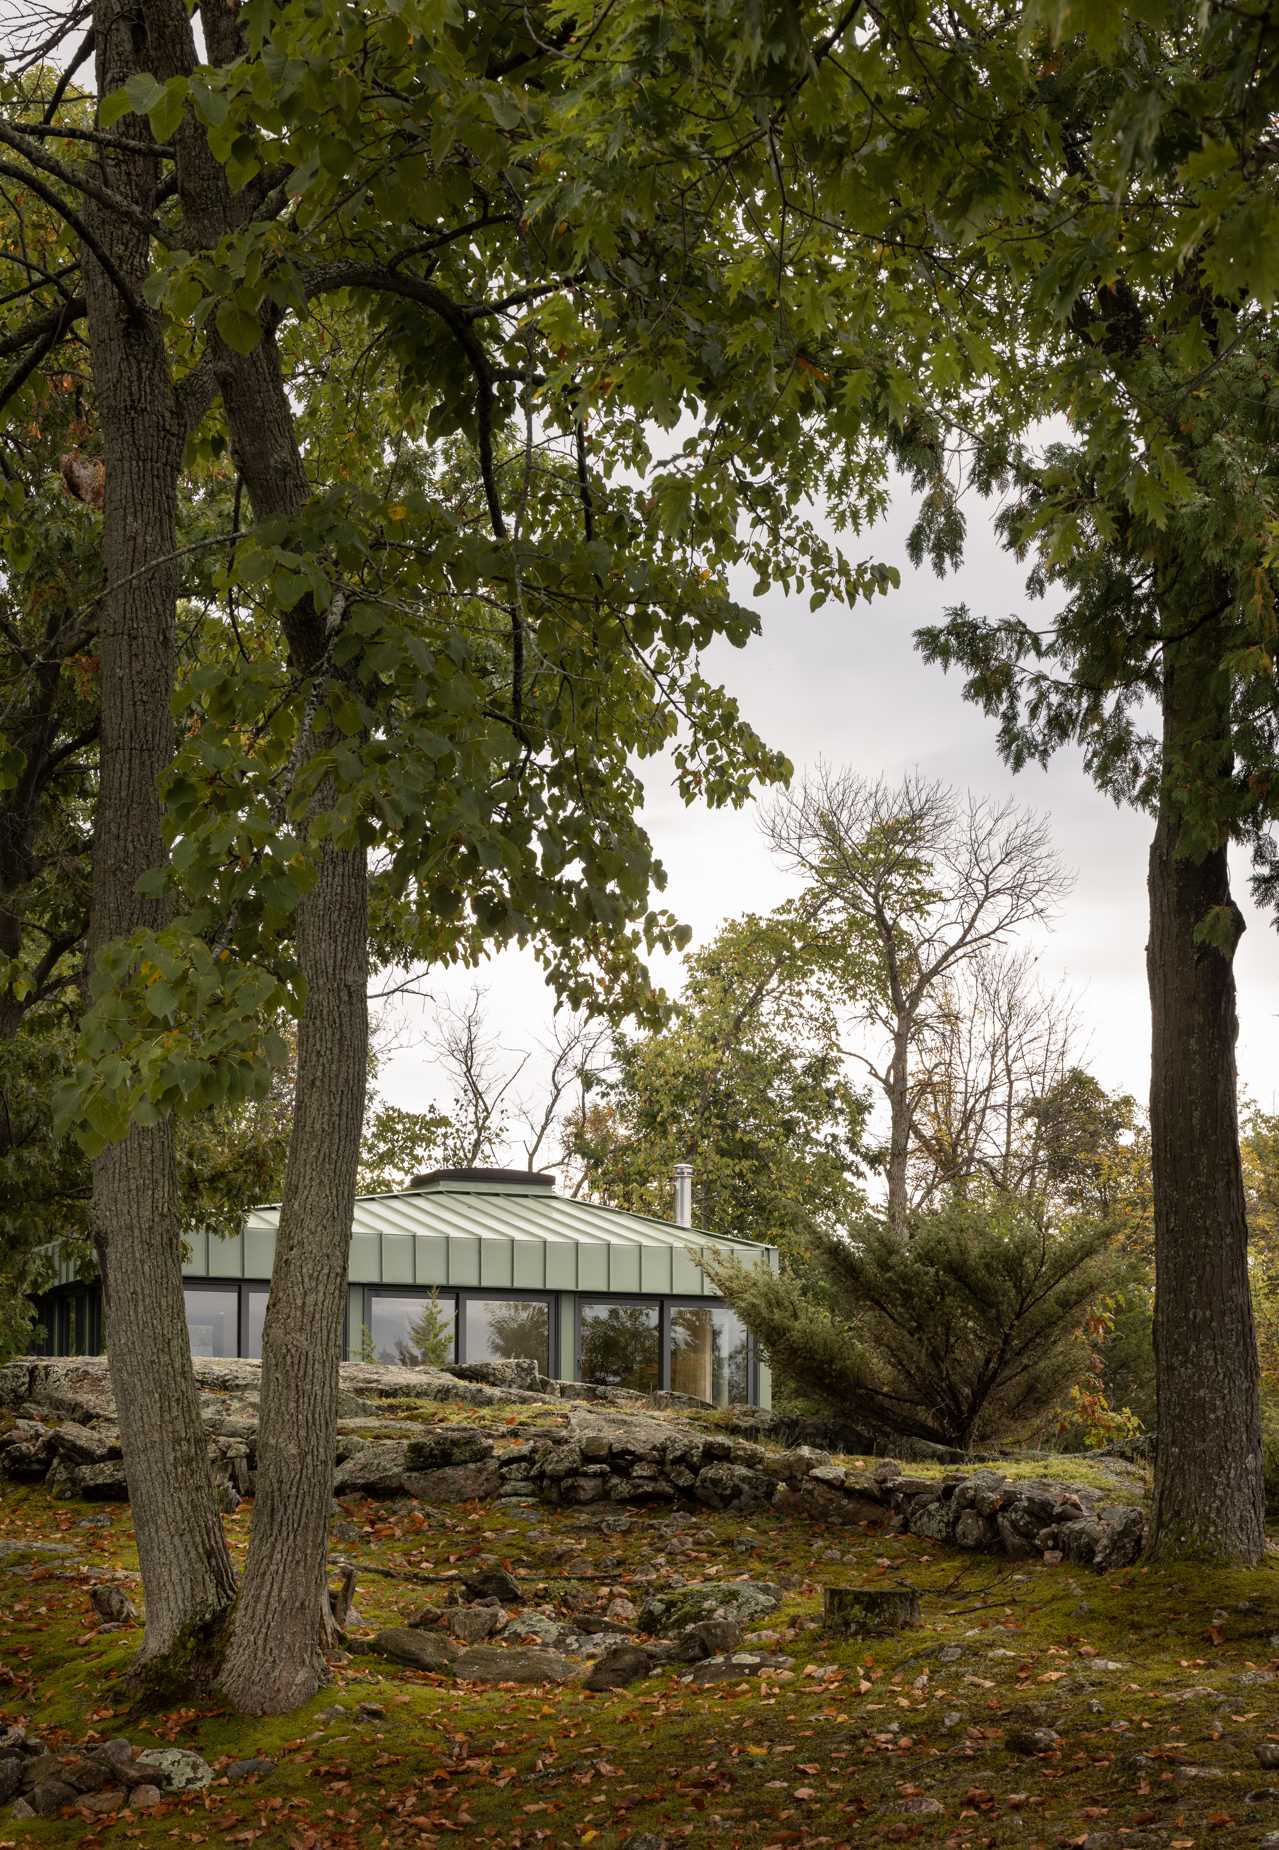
[0,1356,1147,1572]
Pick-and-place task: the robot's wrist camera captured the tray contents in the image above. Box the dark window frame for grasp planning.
[356,1285,558,1375]
[181,1280,245,1361]
[573,1291,756,1404]
[461,1291,556,1375]
[575,1292,665,1394]
[666,1296,755,1407]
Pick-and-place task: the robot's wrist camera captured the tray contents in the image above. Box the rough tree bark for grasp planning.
[1146,618,1266,1563]
[137,0,374,1711]
[212,340,370,1714]
[82,0,235,1668]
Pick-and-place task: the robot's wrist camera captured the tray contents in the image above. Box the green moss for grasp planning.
[842,1448,1152,1498]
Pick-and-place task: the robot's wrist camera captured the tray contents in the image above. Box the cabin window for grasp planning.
[183,1286,239,1358]
[669,1303,751,1406]
[579,1299,660,1392]
[367,1291,457,1367]
[464,1296,551,1373]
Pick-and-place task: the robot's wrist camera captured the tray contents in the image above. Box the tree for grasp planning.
[852,2,1279,1559]
[907,949,1079,1211]
[420,991,608,1177]
[1,0,902,1708]
[576,908,870,1250]
[710,1198,1118,1451]
[763,769,1069,1231]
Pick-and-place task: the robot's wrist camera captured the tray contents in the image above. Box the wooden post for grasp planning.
[822,1585,920,1637]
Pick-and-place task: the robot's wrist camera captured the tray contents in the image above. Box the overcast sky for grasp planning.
[378,482,1279,1141]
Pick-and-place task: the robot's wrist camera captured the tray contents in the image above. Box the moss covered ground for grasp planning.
[1,1470,1276,1850]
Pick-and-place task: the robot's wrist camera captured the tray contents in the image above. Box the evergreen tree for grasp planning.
[711,1199,1120,1452]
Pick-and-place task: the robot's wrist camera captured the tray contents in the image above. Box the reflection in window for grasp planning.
[669,1304,750,1406]
[245,1286,269,1360]
[579,1301,660,1392]
[184,1287,239,1358]
[465,1297,550,1373]
[368,1292,456,1367]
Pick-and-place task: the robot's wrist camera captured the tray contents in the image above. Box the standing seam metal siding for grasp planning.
[180,1183,777,1297]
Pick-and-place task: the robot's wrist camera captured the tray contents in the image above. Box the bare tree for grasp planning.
[424,989,609,1180]
[764,766,1071,1228]
[908,947,1079,1208]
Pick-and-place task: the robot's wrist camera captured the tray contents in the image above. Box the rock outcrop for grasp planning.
[0,1356,1148,1571]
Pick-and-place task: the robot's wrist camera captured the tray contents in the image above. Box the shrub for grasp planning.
[709,1198,1120,1451]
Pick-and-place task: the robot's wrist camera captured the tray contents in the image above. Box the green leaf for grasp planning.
[215,300,263,355]
[148,76,189,143]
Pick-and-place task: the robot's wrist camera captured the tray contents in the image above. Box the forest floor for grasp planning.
[1,1456,1277,1850]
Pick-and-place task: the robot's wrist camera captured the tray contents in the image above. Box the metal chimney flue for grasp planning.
[672,1162,694,1229]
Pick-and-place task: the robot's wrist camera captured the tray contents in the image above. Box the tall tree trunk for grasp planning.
[136,0,374,1703]
[885,1024,911,1231]
[83,0,235,1668]
[213,335,371,1714]
[215,821,367,1711]
[1146,623,1265,1563]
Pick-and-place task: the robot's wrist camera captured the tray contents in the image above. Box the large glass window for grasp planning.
[245,1286,269,1360]
[184,1286,239,1358]
[579,1300,660,1392]
[669,1304,751,1406]
[465,1296,550,1372]
[368,1291,456,1367]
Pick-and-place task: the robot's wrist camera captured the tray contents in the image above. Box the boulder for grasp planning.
[445,1359,542,1391]
[134,1748,213,1793]
[0,1362,33,1408]
[403,1430,494,1471]
[953,1509,996,1551]
[0,1438,51,1481]
[1058,1518,1104,1566]
[453,1645,577,1684]
[64,1460,129,1500]
[462,1566,521,1604]
[1092,1506,1145,1571]
[49,1422,118,1465]
[402,1462,501,1503]
[501,1612,565,1647]
[444,1605,505,1644]
[28,1776,77,1816]
[369,1628,459,1672]
[638,1581,782,1637]
[907,1496,954,1542]
[582,1644,655,1691]
[685,1652,791,1685]
[693,1463,775,1512]
[332,1443,409,1496]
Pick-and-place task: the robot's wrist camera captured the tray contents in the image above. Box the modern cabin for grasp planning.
[31,1168,777,1408]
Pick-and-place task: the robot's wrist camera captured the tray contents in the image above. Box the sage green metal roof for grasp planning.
[180,1179,777,1297]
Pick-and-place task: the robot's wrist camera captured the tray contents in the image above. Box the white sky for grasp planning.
[378,482,1279,1139]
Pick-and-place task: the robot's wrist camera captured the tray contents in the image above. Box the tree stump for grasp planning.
[822,1585,920,1638]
